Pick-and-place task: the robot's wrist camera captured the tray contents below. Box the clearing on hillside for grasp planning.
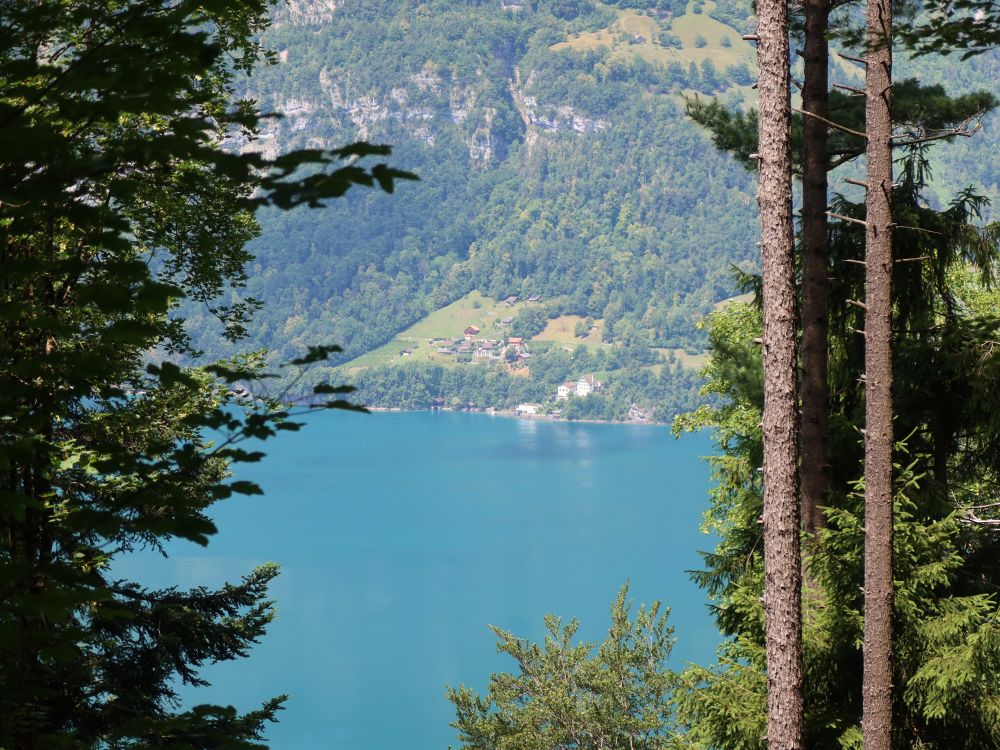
[339,290,543,371]
[534,315,606,347]
[553,4,755,74]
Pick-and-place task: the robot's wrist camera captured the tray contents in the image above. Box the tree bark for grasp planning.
[757,0,804,745]
[862,0,894,744]
[800,0,831,536]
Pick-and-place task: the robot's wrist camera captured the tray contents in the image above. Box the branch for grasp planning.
[892,116,985,147]
[794,108,868,139]
[836,52,868,65]
[834,83,866,96]
[827,211,867,227]
[829,152,862,170]
[966,501,1000,511]
[961,513,1000,528]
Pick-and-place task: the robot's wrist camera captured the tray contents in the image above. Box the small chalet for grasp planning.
[475,340,497,358]
[463,325,480,339]
[500,316,514,326]
[503,295,518,305]
[430,397,446,410]
[508,336,523,346]
[400,348,414,357]
[516,403,542,415]
[527,295,541,303]
[576,374,602,397]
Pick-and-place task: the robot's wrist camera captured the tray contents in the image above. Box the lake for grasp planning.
[127,410,718,749]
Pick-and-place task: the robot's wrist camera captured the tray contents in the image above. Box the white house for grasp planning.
[557,382,574,401]
[576,374,602,397]
[516,403,542,415]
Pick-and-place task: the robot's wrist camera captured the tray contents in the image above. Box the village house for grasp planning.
[499,316,514,326]
[502,295,518,305]
[463,325,480,339]
[557,382,574,400]
[576,374,602,397]
[506,336,529,358]
[527,294,541,303]
[400,348,414,357]
[475,340,498,359]
[516,403,542,415]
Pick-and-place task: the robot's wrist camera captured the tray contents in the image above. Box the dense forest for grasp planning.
[183,1,766,368]
[175,0,999,421]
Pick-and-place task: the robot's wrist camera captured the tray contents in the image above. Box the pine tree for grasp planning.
[675,8,1000,742]
[860,0,895,743]
[799,0,834,536]
[447,586,678,750]
[754,0,804,742]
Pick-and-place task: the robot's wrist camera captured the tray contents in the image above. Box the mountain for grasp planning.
[183,0,1000,419]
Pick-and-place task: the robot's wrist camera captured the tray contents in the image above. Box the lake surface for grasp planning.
[128,411,718,749]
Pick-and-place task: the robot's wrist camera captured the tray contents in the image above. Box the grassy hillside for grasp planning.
[555,3,755,71]
[341,291,543,372]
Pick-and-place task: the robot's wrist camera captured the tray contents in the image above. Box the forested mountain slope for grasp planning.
[184,0,999,417]
[186,0,764,364]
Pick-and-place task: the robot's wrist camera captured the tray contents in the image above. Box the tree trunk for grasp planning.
[800,0,831,536]
[862,0,894,744]
[756,0,804,745]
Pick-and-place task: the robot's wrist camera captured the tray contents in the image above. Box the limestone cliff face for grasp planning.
[239,65,503,162]
[272,0,341,28]
[509,66,608,151]
[243,2,611,164]
[247,67,609,165]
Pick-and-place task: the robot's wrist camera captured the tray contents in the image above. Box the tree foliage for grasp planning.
[447,585,679,750]
[0,1,410,747]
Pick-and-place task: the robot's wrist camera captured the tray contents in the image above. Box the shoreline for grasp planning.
[364,405,667,426]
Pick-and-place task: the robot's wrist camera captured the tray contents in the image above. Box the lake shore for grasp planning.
[365,405,667,426]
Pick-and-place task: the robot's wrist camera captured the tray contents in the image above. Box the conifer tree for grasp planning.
[799,0,834,536]
[447,586,678,750]
[860,0,894,743]
[754,0,804,742]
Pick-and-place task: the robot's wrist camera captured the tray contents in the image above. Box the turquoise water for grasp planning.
[128,411,718,749]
